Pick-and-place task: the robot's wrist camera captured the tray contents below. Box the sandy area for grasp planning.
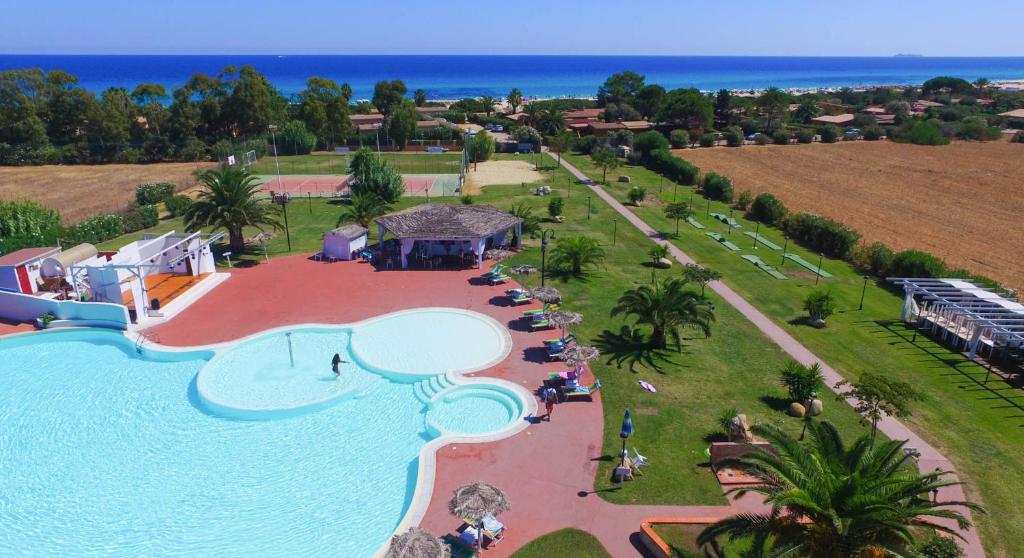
[462,159,544,194]
[0,162,214,223]
[679,141,1024,289]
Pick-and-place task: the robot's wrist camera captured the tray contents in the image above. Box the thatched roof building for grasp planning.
[375,204,522,269]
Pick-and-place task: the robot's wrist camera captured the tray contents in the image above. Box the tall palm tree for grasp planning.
[548,235,605,277]
[536,107,566,136]
[506,88,523,114]
[698,421,982,557]
[184,166,281,253]
[611,277,713,349]
[337,192,392,228]
[479,95,498,117]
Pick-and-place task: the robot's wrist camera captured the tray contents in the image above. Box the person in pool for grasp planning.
[331,353,347,378]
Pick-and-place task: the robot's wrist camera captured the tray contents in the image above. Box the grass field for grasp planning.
[677,141,1024,290]
[564,152,1021,557]
[509,529,611,558]
[0,162,214,223]
[249,151,463,177]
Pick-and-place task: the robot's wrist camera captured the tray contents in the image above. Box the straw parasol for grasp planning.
[385,527,451,558]
[556,344,600,367]
[484,248,516,262]
[448,482,511,549]
[530,286,561,304]
[509,264,537,275]
[547,310,582,336]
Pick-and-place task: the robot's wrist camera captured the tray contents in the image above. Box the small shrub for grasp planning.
[889,250,946,278]
[460,194,475,205]
[164,195,193,218]
[912,536,964,558]
[1013,131,1024,143]
[771,130,791,145]
[633,131,669,160]
[64,214,124,245]
[734,190,753,211]
[701,172,734,203]
[276,121,318,155]
[818,125,839,143]
[136,183,176,205]
[862,126,883,141]
[750,193,787,224]
[797,128,815,143]
[804,290,836,322]
[547,196,564,218]
[627,186,647,206]
[896,121,950,146]
[122,204,159,232]
[669,129,690,148]
[780,361,824,403]
[851,241,894,276]
[699,133,716,148]
[573,134,598,154]
[724,126,744,147]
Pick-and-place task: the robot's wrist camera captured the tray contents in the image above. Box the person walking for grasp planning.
[541,386,557,421]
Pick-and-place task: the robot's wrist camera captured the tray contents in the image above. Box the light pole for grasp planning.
[532,229,557,287]
[273,192,293,252]
[799,391,817,441]
[728,207,734,234]
[269,124,283,192]
[587,196,592,220]
[612,218,618,246]
[815,252,824,285]
[780,235,789,266]
[752,221,761,249]
[706,197,710,217]
[859,275,870,310]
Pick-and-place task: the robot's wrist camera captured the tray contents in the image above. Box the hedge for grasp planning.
[888,250,946,278]
[782,212,861,259]
[702,172,734,203]
[122,204,158,233]
[64,215,125,245]
[647,149,699,185]
[750,193,787,225]
[136,183,176,205]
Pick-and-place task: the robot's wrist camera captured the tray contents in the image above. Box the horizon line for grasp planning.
[4,53,1024,58]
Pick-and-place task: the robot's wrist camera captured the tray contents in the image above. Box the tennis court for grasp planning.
[257,174,461,197]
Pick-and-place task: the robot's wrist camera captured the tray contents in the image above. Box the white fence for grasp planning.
[0,290,130,330]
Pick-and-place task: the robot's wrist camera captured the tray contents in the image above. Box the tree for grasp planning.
[698,421,981,557]
[478,95,498,117]
[347,148,404,203]
[597,71,645,106]
[469,130,495,169]
[547,196,564,219]
[184,166,282,253]
[535,107,566,136]
[804,289,836,323]
[509,202,540,243]
[590,145,621,183]
[681,265,721,300]
[922,76,973,96]
[757,87,790,134]
[713,89,733,126]
[835,373,923,443]
[223,65,284,138]
[634,84,666,119]
[632,130,669,161]
[549,235,605,277]
[546,130,574,166]
[372,80,408,117]
[388,100,418,149]
[414,89,427,107]
[506,88,523,114]
[793,98,821,124]
[664,202,691,236]
[657,88,713,131]
[511,125,542,147]
[299,77,352,149]
[702,172,734,203]
[627,186,646,206]
[277,120,317,155]
[611,277,714,350]
[779,360,824,403]
[750,193,787,224]
[337,192,392,228]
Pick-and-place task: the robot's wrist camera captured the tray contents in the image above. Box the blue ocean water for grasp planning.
[2,55,1023,99]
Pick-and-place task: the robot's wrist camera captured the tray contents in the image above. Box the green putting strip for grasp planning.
[783,253,833,278]
[705,232,741,251]
[709,212,741,228]
[743,231,782,250]
[686,216,705,229]
[741,254,787,279]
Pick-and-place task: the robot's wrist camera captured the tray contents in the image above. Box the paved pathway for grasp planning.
[555,155,985,558]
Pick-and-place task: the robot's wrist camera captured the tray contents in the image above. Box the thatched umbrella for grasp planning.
[557,344,600,368]
[386,527,451,558]
[547,310,582,336]
[530,286,561,304]
[509,264,537,275]
[484,248,515,262]
[448,482,511,549]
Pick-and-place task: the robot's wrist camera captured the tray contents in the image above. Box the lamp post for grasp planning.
[815,252,824,285]
[728,207,734,234]
[752,221,761,249]
[587,196,592,220]
[568,176,572,198]
[619,409,634,470]
[532,229,557,287]
[706,197,710,217]
[780,235,790,266]
[269,124,283,193]
[612,218,618,246]
[859,275,870,310]
[799,391,817,441]
[272,192,293,252]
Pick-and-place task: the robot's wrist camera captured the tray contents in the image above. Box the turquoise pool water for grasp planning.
[0,309,523,557]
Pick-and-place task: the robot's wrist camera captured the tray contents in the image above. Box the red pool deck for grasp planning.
[141,255,744,556]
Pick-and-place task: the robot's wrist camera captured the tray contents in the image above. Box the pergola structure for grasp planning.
[375,204,522,269]
[889,277,1024,359]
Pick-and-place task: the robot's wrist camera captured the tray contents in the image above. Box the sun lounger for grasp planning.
[523,303,558,316]
[544,333,576,346]
[442,534,479,558]
[531,319,553,330]
[564,379,602,399]
[461,515,505,549]
[510,295,532,305]
[488,274,511,285]
[480,264,505,279]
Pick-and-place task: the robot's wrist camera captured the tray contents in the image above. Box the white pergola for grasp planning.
[889,277,1024,360]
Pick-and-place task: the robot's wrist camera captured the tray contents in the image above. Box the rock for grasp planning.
[809,399,824,416]
[788,402,807,417]
[655,257,673,269]
[726,413,754,443]
[809,318,827,328]
[618,175,631,183]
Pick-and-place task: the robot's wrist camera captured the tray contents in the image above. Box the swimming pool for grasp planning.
[0,308,530,558]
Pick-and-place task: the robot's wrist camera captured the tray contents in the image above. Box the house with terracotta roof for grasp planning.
[621,121,654,132]
[810,114,855,126]
[586,121,627,136]
[997,108,1024,119]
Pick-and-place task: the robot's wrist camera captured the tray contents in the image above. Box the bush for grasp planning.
[276,120,318,155]
[627,186,647,206]
[862,126,883,141]
[912,536,964,558]
[896,121,950,145]
[164,195,193,218]
[889,250,946,278]
[176,138,209,162]
[439,110,466,124]
[548,196,564,218]
[750,193,787,224]
[818,125,839,143]
[0,199,63,240]
[633,131,670,160]
[734,190,753,211]
[64,214,124,245]
[511,125,542,146]
[772,130,791,145]
[647,149,700,185]
[724,126,744,147]
[779,361,824,403]
[851,241,894,276]
[122,204,158,233]
[804,290,836,322]
[956,118,1002,141]
[797,128,815,144]
[669,129,690,148]
[136,182,176,205]
[1014,131,1024,143]
[699,133,716,147]
[612,129,634,147]
[573,134,598,154]
[701,172,734,203]
[460,194,474,205]
[782,213,861,258]
[469,131,496,163]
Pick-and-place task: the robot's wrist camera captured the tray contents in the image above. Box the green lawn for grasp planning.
[249,151,463,176]
[564,152,1020,556]
[509,528,612,558]
[652,523,750,558]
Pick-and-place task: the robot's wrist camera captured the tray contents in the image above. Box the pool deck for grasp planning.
[8,255,749,557]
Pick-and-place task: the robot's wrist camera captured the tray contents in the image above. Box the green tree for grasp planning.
[713,89,733,126]
[627,185,646,206]
[388,100,417,149]
[657,88,713,131]
[469,130,495,168]
[184,166,282,253]
[546,130,574,166]
[757,87,790,133]
[590,145,621,183]
[834,373,923,444]
[276,120,317,155]
[698,421,979,556]
[90,87,135,159]
[664,202,691,236]
[535,107,566,136]
[632,130,669,161]
[337,192,392,228]
[804,289,836,323]
[509,202,540,243]
[793,98,822,124]
[680,263,721,297]
[597,71,645,106]
[347,148,404,203]
[611,277,714,349]
[506,88,523,114]
[372,80,408,117]
[414,89,427,107]
[299,77,352,149]
[549,235,605,277]
[779,360,824,403]
[223,65,284,138]
[478,95,498,117]
[634,84,667,119]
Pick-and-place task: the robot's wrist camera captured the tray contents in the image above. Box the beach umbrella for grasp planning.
[556,344,600,368]
[509,264,537,275]
[484,248,515,262]
[547,310,582,336]
[530,286,561,304]
[448,482,511,549]
[385,527,451,558]
[619,409,634,469]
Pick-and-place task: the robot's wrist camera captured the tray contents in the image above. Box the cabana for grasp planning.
[375,204,522,269]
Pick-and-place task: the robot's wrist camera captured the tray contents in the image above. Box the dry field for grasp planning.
[0,162,214,223]
[462,160,544,194]
[679,141,1024,288]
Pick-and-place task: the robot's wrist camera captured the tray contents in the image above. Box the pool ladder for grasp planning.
[135,331,161,353]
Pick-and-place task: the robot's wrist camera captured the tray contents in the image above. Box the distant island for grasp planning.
[894,53,924,57]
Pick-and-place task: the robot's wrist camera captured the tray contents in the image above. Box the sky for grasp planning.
[3,0,1023,56]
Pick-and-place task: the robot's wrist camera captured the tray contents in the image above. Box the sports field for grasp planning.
[255,174,461,197]
[680,141,1024,289]
[249,151,463,176]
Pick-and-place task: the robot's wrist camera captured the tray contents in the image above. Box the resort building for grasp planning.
[810,113,855,126]
[0,246,61,294]
[374,204,522,269]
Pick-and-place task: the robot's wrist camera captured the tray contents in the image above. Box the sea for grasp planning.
[2,55,1023,100]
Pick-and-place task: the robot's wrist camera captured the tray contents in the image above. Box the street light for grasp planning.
[612,218,618,246]
[799,391,817,441]
[268,124,283,192]
[272,192,293,252]
[859,275,870,310]
[752,221,761,249]
[815,252,824,285]
[532,228,557,287]
[587,196,592,220]
[728,207,734,234]
[780,235,790,266]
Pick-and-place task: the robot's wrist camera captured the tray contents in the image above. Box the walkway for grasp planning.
[555,155,986,557]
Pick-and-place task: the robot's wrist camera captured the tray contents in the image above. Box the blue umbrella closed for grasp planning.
[619,409,634,468]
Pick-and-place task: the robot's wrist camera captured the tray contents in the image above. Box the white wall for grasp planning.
[0,290,130,329]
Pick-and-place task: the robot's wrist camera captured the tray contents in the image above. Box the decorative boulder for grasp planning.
[809,398,824,416]
[618,175,631,183]
[788,402,807,417]
[655,257,673,269]
[809,318,827,328]
[726,413,754,443]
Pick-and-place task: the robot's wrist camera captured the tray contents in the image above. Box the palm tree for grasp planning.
[506,88,523,114]
[549,235,605,277]
[522,104,543,128]
[337,192,392,228]
[698,421,982,557]
[611,277,714,349]
[509,202,540,242]
[536,107,566,136]
[479,95,498,117]
[184,166,281,254]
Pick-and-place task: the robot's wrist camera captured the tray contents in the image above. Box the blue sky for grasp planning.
[4,0,1023,56]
